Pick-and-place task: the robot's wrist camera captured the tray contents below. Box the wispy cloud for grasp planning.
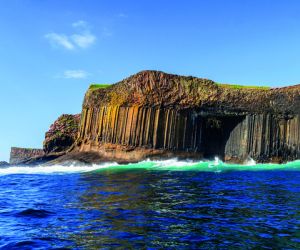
[45,33,75,50]
[63,70,89,79]
[71,33,96,48]
[45,20,96,50]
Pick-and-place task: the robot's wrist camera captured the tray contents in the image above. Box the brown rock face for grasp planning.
[44,114,80,154]
[10,147,45,165]
[83,70,300,114]
[76,70,300,163]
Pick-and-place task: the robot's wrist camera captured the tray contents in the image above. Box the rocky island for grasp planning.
[8,70,300,165]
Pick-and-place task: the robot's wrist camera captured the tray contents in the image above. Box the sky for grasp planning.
[1,0,300,161]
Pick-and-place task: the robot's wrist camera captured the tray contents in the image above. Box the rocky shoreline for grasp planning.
[5,70,300,165]
[0,161,9,167]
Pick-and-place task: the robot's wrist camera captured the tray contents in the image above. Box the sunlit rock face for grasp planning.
[76,70,300,163]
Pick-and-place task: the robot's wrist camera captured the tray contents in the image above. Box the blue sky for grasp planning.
[1,0,300,161]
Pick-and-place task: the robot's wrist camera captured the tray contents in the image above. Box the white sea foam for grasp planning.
[1,157,299,176]
[151,158,199,168]
[243,157,256,166]
[0,162,117,175]
[208,157,223,168]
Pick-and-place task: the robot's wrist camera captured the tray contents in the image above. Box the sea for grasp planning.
[0,158,299,249]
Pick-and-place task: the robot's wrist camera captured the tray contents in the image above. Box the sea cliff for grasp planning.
[8,114,80,165]
[44,114,80,154]
[74,70,300,163]
[8,70,300,165]
[10,147,45,165]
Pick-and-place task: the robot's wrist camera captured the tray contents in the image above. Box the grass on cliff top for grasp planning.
[216,83,270,90]
[89,81,270,91]
[89,84,111,90]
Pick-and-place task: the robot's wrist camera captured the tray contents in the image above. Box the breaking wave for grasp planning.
[1,157,300,176]
[0,162,116,175]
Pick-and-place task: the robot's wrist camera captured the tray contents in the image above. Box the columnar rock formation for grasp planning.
[9,70,300,165]
[225,114,300,162]
[76,70,300,163]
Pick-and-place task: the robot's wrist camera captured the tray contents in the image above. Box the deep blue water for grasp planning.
[0,161,299,249]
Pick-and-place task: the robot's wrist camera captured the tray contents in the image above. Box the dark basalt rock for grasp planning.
[8,114,81,166]
[75,70,300,163]
[43,114,80,154]
[10,147,45,165]
[0,161,9,167]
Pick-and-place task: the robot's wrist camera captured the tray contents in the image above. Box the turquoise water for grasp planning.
[1,158,300,175]
[0,159,299,249]
[94,158,300,172]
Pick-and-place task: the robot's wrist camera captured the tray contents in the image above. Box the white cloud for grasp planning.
[63,70,88,79]
[45,20,96,50]
[44,33,75,50]
[71,33,96,48]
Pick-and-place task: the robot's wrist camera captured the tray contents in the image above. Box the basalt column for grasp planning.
[225,114,300,162]
[79,106,204,152]
[74,70,300,163]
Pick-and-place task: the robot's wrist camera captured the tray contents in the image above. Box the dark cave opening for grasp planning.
[201,115,245,160]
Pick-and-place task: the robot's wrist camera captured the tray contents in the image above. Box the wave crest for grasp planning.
[1,158,300,175]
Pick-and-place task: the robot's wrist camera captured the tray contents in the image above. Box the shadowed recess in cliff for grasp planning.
[225,114,300,162]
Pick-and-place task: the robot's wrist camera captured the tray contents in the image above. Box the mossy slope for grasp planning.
[83,70,300,115]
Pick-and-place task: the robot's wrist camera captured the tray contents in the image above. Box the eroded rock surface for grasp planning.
[44,114,80,154]
[10,147,45,165]
[76,70,300,163]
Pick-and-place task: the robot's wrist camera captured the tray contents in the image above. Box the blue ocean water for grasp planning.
[0,159,299,249]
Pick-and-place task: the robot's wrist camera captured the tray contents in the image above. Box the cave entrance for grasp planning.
[201,116,245,160]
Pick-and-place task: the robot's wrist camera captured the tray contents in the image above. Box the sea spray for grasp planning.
[243,157,256,166]
[1,158,300,176]
[0,162,117,175]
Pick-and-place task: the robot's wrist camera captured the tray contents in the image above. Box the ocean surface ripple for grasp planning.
[0,159,299,249]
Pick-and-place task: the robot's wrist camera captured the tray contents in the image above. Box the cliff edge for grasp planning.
[74,70,300,163]
[9,114,80,165]
[44,114,80,154]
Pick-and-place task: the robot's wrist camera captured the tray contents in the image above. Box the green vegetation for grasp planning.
[58,115,79,131]
[89,83,111,90]
[216,83,270,90]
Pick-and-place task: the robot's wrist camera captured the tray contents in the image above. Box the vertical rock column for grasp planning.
[225,114,300,161]
[79,106,204,152]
